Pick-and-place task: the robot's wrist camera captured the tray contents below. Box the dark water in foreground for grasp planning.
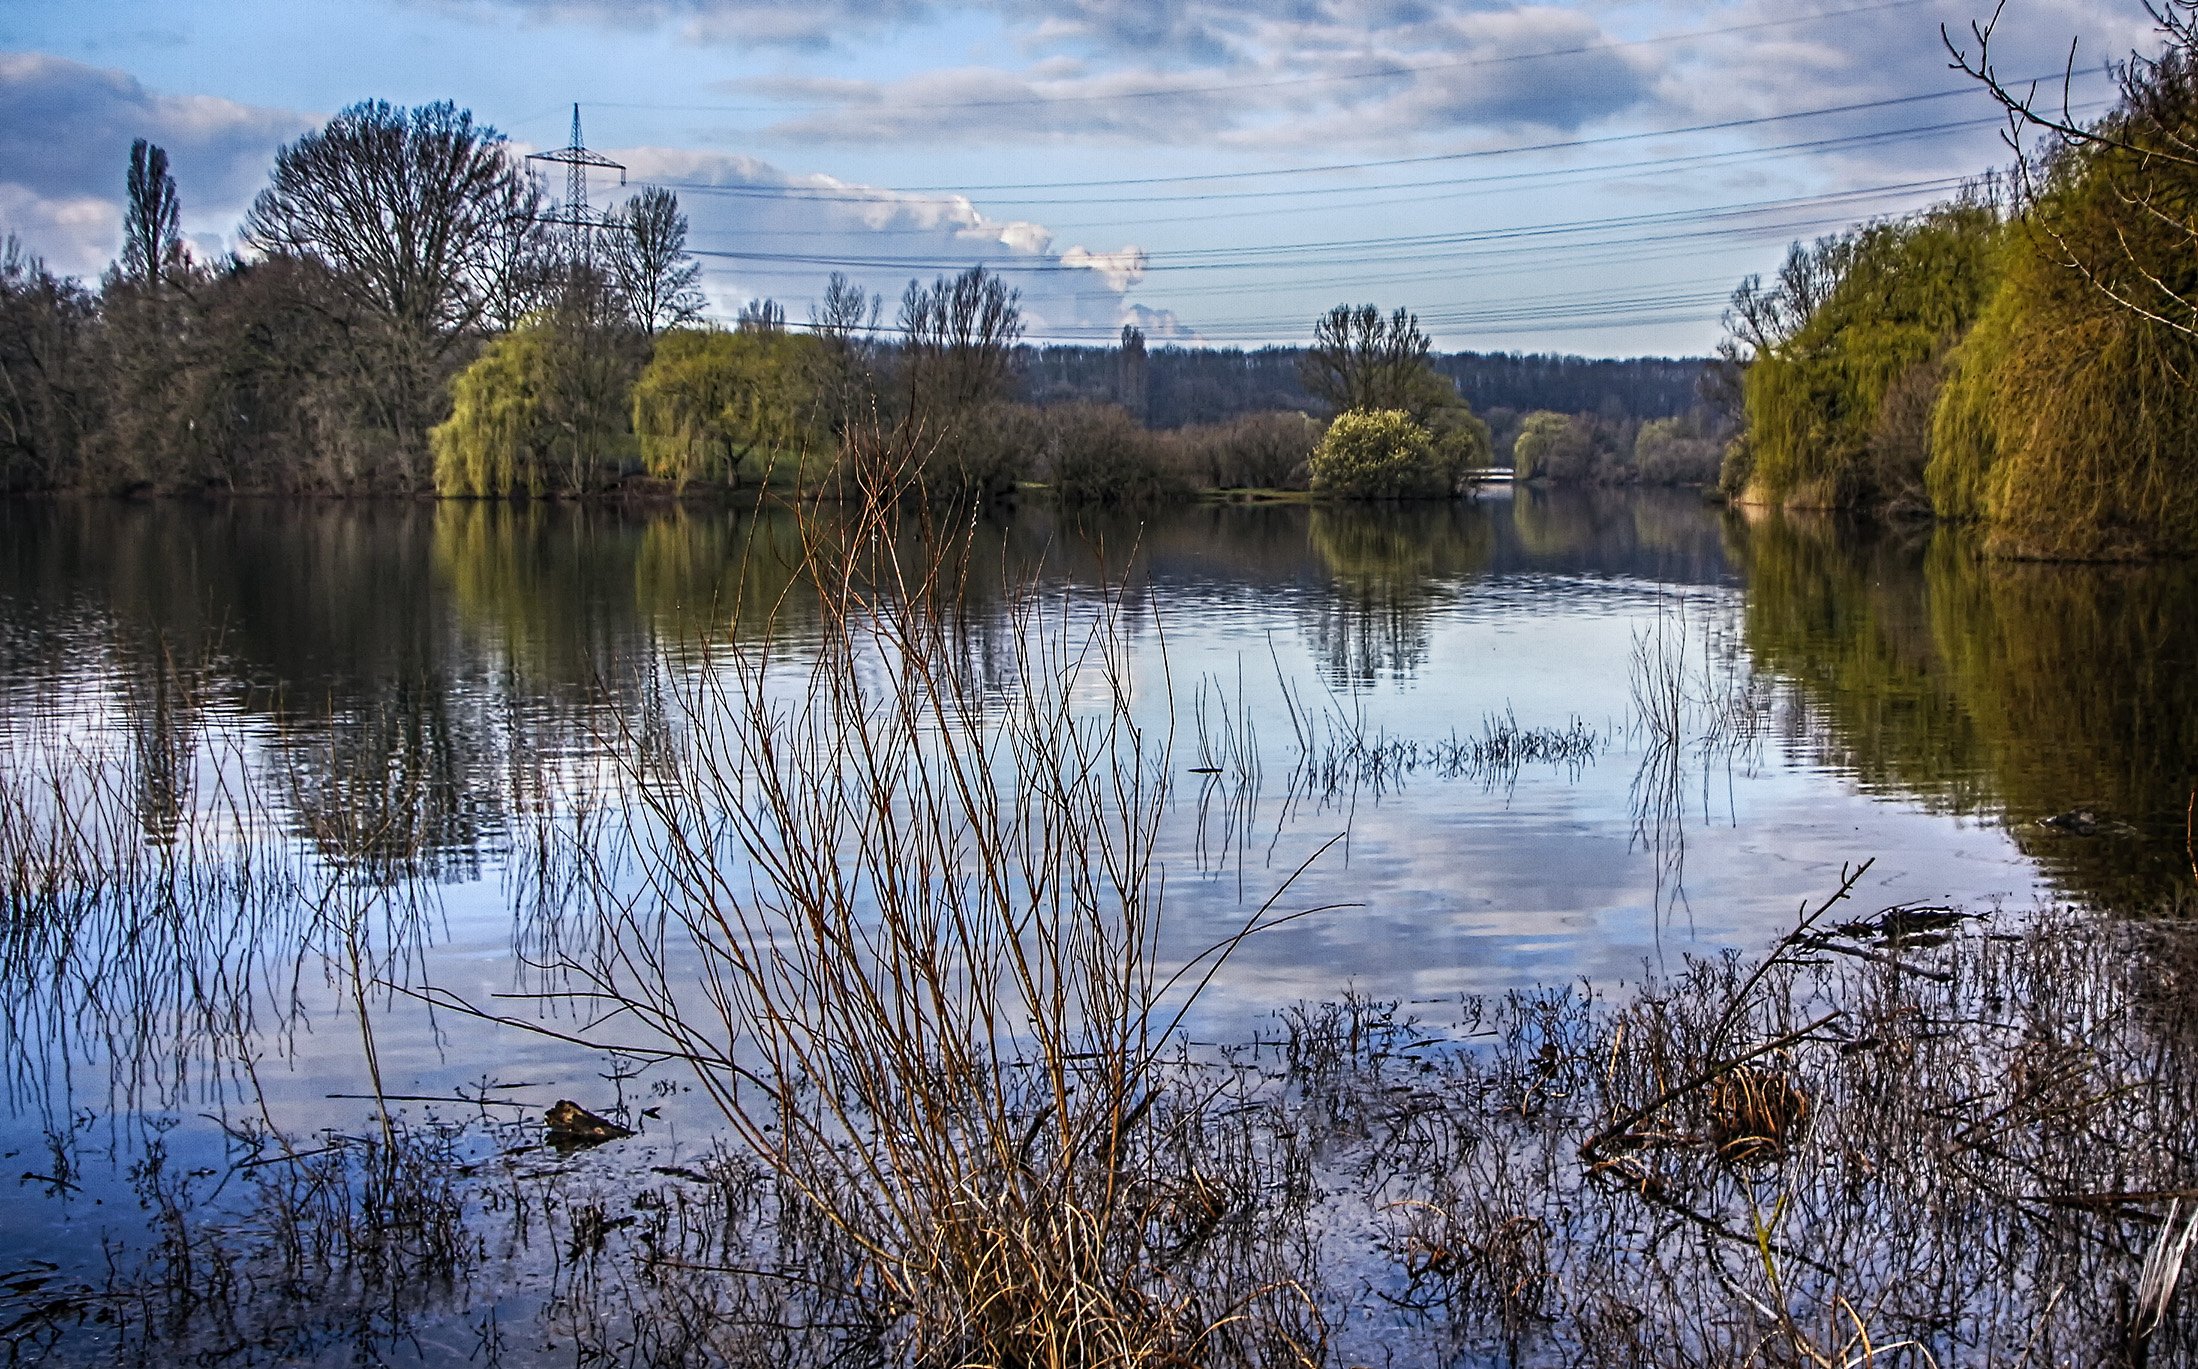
[3,487,2196,1360]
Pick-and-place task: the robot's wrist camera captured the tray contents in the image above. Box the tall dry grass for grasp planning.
[446,471,1330,1366]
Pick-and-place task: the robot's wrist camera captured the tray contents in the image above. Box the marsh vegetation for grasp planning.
[1,485,2197,1366]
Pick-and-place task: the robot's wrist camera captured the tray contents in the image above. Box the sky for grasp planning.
[0,0,2155,357]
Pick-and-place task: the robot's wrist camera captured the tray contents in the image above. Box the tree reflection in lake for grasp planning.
[1732,508,2198,909]
[1306,502,1493,684]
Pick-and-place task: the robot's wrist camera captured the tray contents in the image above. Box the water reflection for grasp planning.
[1731,508,2198,908]
[10,488,2198,1367]
[1305,503,1493,683]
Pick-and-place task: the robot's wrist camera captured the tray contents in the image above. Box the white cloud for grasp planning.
[0,51,309,275]
[612,146,1168,339]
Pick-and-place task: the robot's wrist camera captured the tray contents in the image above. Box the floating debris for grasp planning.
[2039,808,2140,838]
[543,1101,633,1148]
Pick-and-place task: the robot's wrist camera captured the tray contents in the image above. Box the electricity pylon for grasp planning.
[526,104,626,261]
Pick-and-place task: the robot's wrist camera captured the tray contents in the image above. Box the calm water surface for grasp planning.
[3,486,2195,1349]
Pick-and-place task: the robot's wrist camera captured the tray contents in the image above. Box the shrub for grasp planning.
[1167,410,1322,490]
[1308,408,1453,498]
[1633,416,1723,486]
[926,400,1040,500]
[1037,402,1193,507]
[632,327,827,492]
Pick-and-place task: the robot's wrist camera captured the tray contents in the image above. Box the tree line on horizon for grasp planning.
[0,97,1714,503]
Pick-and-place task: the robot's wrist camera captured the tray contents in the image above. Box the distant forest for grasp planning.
[1020,346,1707,433]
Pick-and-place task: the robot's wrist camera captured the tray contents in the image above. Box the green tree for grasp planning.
[431,295,643,497]
[1301,303,1489,479]
[1739,200,2002,510]
[1928,108,2198,558]
[1951,2,2198,337]
[1511,411,1572,482]
[631,327,828,492]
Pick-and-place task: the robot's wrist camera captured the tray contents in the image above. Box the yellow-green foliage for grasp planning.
[1426,403,1493,476]
[1306,503,1492,679]
[1743,204,2001,509]
[1511,411,1571,481]
[432,321,638,497]
[1308,408,1452,498]
[632,328,827,491]
[432,329,553,497]
[1927,129,2198,558]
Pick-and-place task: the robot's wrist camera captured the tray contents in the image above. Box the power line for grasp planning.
[677,177,1965,276]
[667,104,2074,248]
[637,66,2100,203]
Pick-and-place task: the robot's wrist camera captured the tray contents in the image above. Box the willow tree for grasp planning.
[631,327,828,492]
[432,303,642,497]
[1739,200,2002,510]
[1927,51,2198,559]
[1950,0,2198,336]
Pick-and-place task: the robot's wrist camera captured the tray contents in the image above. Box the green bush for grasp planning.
[1308,409,1452,498]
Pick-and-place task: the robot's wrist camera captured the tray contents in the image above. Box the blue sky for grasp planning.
[0,0,2148,356]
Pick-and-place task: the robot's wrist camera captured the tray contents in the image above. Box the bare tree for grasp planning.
[0,236,99,490]
[1299,304,1436,414]
[810,271,882,430]
[120,139,184,290]
[244,100,532,346]
[897,265,1022,413]
[480,177,555,332]
[607,186,704,336]
[811,271,879,345]
[735,297,786,333]
[241,100,536,471]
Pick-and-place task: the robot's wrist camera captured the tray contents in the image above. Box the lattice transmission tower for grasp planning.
[526,104,626,260]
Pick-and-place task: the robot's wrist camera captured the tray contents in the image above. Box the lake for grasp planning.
[4,486,2195,1362]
